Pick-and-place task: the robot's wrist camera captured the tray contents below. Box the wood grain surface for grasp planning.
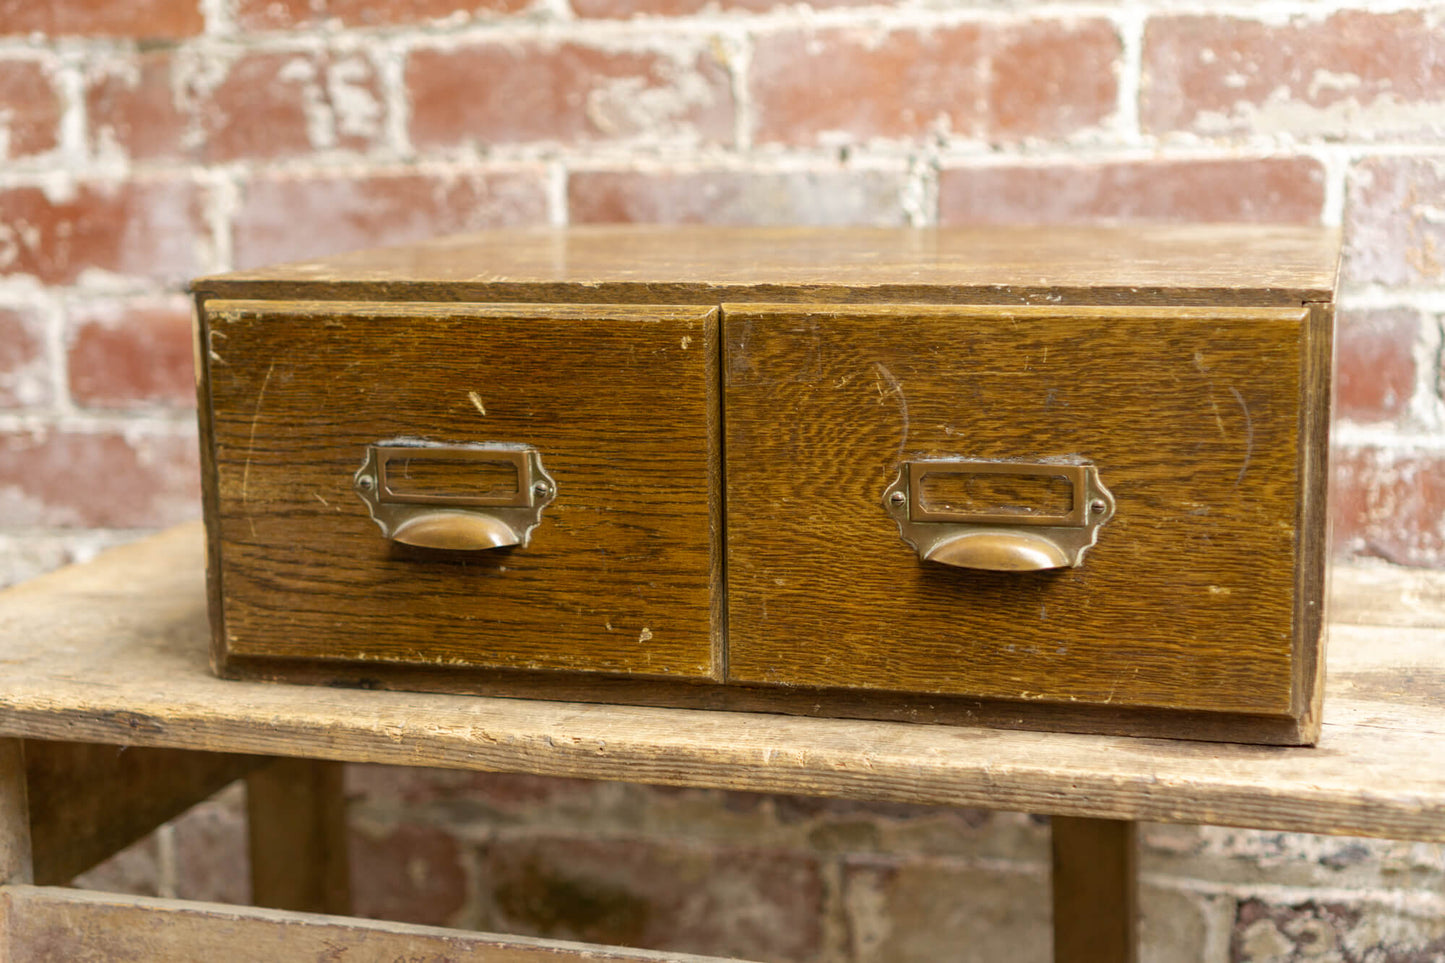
[24,742,259,885]
[0,886,753,962]
[1052,818,1138,963]
[247,759,350,915]
[0,740,29,885]
[200,300,720,679]
[192,224,1340,308]
[724,303,1322,720]
[0,525,1441,841]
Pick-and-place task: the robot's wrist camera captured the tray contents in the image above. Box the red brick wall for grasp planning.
[10,1,1445,960]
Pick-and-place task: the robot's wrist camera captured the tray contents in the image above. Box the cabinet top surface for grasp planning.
[0,524,1441,842]
[194,224,1341,307]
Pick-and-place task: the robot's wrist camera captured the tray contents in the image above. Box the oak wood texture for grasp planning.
[193,225,1339,744]
[24,741,260,886]
[724,303,1325,729]
[192,224,1340,308]
[1052,817,1138,963]
[0,886,753,962]
[246,759,350,915]
[0,525,1440,842]
[199,299,720,679]
[0,740,29,885]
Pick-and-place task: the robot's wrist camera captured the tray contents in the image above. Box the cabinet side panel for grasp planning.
[1292,301,1335,742]
[193,296,228,676]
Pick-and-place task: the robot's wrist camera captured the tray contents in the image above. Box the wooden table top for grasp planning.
[0,522,1440,842]
[193,224,1341,307]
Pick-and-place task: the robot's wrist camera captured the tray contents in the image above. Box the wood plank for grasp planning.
[247,759,350,915]
[723,303,1319,728]
[0,527,1444,842]
[190,224,1340,308]
[25,742,261,885]
[1331,562,1445,627]
[0,885,753,962]
[200,300,720,679]
[1052,817,1137,963]
[0,741,29,885]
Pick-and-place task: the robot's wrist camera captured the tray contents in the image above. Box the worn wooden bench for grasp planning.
[0,522,1441,961]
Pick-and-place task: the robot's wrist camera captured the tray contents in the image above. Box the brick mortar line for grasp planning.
[0,0,1435,60]
[1410,313,1445,431]
[0,412,197,433]
[1,143,1442,190]
[1338,288,1445,310]
[1139,872,1445,914]
[0,0,1431,58]
[1112,3,1145,145]
[1332,424,1445,450]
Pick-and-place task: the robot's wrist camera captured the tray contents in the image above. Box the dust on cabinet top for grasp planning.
[193,224,1341,308]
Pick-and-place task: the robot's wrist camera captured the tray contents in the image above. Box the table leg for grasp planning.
[0,739,31,886]
[1051,816,1137,963]
[246,758,350,915]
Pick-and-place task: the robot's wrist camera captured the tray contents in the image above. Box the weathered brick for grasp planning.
[475,835,824,960]
[1144,824,1445,893]
[196,51,384,161]
[85,53,189,162]
[232,168,548,268]
[844,858,1050,963]
[68,299,195,409]
[0,428,199,528]
[171,783,249,905]
[570,168,908,226]
[407,42,734,148]
[1143,12,1445,140]
[1343,156,1445,287]
[1233,898,1445,962]
[237,0,531,30]
[574,0,871,16]
[0,179,207,285]
[1335,307,1424,424]
[751,25,983,146]
[349,823,469,926]
[1333,447,1445,568]
[0,0,203,38]
[751,19,1118,146]
[940,157,1325,226]
[989,18,1119,141]
[0,307,49,408]
[0,60,61,160]
[0,531,136,589]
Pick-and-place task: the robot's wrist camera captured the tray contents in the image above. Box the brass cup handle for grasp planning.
[883,460,1114,572]
[353,444,556,551]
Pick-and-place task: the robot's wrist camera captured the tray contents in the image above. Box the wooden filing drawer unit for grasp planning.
[192,225,1340,745]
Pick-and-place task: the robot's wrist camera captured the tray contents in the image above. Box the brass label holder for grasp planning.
[354,443,556,551]
[882,460,1115,571]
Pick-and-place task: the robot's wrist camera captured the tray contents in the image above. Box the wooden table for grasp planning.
[0,523,1441,962]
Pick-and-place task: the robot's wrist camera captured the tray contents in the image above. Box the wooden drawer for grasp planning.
[723,303,1330,719]
[194,224,1338,744]
[201,299,720,679]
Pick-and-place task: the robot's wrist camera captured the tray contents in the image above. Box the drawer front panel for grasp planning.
[723,303,1318,715]
[203,300,719,678]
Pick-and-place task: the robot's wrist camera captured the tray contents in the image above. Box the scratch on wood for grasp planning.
[468,391,486,416]
[1227,385,1254,490]
[241,362,276,533]
[872,362,910,460]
